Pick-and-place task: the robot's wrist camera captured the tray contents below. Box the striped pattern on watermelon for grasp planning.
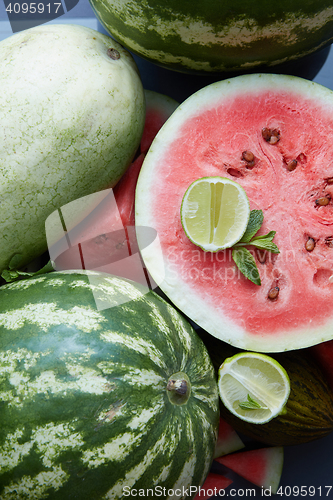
[0,272,219,499]
[88,0,333,73]
[135,73,333,352]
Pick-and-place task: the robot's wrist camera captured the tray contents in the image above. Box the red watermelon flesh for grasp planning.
[311,339,333,391]
[52,91,178,278]
[140,90,179,154]
[214,418,245,458]
[195,473,233,499]
[215,447,284,494]
[135,74,333,352]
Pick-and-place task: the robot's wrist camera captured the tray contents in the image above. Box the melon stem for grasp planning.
[166,372,191,405]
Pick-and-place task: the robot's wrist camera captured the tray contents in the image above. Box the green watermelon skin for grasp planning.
[0,272,219,499]
[89,0,333,73]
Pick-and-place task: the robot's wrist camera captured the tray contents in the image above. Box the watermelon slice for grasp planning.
[214,418,245,458]
[48,90,178,280]
[135,73,333,352]
[195,473,233,500]
[311,339,333,391]
[215,447,284,494]
[140,90,180,154]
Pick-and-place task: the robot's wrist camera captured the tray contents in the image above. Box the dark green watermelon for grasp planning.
[0,272,219,499]
[89,0,333,73]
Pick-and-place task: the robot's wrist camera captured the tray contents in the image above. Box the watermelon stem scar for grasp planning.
[166,372,191,405]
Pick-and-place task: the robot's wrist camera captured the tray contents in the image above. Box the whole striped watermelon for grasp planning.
[0,272,219,499]
[88,0,333,73]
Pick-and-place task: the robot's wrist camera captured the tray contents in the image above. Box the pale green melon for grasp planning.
[0,23,145,274]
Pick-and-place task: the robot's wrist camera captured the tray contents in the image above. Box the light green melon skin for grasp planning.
[89,0,333,73]
[0,24,145,274]
[0,271,219,499]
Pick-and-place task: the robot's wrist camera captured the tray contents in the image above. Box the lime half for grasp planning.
[218,352,290,424]
[180,177,250,252]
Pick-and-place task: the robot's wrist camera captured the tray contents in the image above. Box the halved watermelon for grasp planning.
[135,73,333,353]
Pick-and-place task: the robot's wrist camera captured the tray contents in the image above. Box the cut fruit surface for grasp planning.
[135,73,333,352]
[45,90,178,284]
[181,177,250,252]
[195,473,233,499]
[141,90,179,154]
[215,446,284,494]
[311,339,333,391]
[214,417,245,458]
[218,352,290,424]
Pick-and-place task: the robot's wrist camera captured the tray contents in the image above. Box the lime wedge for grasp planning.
[218,352,290,424]
[180,177,250,252]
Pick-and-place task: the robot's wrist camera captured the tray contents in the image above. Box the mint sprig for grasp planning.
[239,394,268,411]
[1,259,55,283]
[238,209,264,243]
[232,248,261,286]
[231,210,279,286]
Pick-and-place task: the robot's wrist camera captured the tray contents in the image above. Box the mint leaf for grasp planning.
[230,207,280,285]
[239,394,267,411]
[239,210,264,243]
[1,270,19,282]
[250,240,280,253]
[1,260,55,283]
[252,230,276,242]
[232,247,261,286]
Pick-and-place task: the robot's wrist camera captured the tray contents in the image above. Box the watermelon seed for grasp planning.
[226,167,243,178]
[262,127,280,144]
[315,196,330,206]
[326,178,333,184]
[287,159,297,171]
[268,286,279,300]
[325,237,333,247]
[298,153,307,162]
[107,48,120,59]
[305,237,316,252]
[242,150,255,168]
